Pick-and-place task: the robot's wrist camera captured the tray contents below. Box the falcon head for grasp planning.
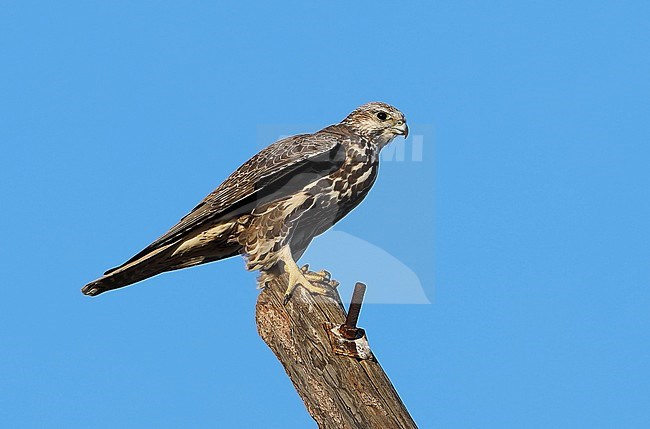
[341,102,408,148]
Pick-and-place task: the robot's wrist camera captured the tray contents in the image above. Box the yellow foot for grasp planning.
[283,269,334,305]
[276,247,338,305]
[300,264,340,288]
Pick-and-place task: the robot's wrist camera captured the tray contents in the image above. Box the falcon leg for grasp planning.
[278,247,334,305]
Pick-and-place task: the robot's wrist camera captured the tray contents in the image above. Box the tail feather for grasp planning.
[82,246,174,296]
[81,243,240,296]
[82,275,139,296]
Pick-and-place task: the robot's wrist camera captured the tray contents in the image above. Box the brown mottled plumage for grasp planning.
[82,102,408,302]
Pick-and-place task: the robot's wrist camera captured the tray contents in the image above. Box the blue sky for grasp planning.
[1,1,649,427]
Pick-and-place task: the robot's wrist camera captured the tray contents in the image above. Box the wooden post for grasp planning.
[255,268,418,429]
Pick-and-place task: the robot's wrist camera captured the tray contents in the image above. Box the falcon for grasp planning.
[82,102,408,303]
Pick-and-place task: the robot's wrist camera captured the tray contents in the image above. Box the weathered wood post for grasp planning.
[255,267,418,429]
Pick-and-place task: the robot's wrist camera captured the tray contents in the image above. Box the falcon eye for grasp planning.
[376,111,388,121]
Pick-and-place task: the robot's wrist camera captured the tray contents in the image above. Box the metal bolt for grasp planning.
[340,282,367,340]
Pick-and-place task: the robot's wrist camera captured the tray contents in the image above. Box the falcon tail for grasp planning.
[81,241,239,296]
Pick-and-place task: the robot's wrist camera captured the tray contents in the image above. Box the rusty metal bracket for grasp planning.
[325,282,375,361]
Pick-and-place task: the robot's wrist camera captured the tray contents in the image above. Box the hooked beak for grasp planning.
[393,122,409,138]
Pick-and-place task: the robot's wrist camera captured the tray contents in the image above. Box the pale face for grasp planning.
[342,102,408,148]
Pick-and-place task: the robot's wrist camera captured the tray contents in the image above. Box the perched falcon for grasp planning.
[82,102,408,303]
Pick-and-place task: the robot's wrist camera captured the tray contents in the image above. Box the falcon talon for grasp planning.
[301,268,334,286]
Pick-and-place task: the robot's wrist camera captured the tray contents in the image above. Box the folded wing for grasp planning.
[104,131,347,275]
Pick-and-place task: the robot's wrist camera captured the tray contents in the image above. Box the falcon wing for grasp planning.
[104,130,346,275]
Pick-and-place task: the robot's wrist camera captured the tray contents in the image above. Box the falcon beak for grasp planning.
[393,122,409,138]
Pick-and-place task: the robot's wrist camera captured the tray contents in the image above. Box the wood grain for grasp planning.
[256,268,418,429]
